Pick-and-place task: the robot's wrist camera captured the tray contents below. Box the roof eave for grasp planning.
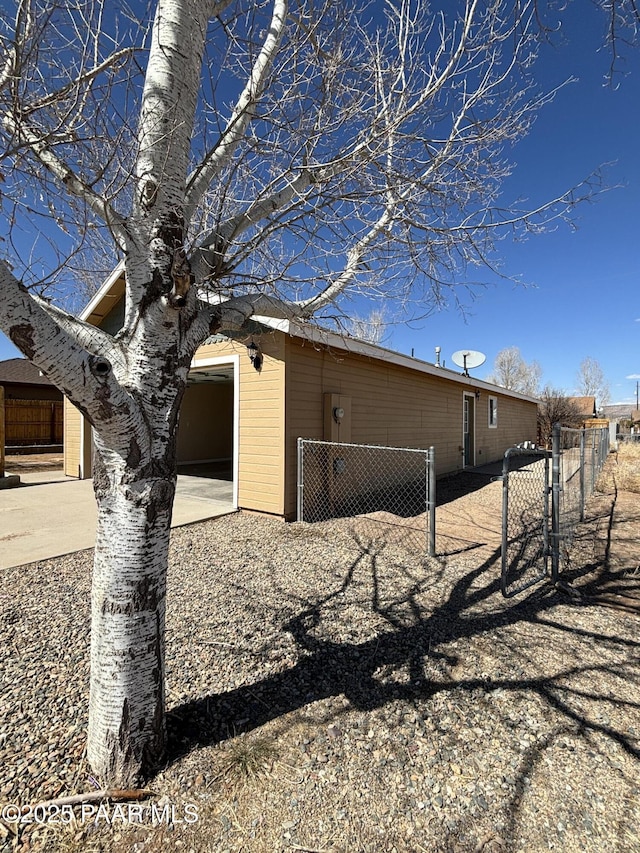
[253,316,540,404]
[80,262,125,323]
[78,274,539,405]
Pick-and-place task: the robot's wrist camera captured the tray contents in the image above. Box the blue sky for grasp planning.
[382,5,640,404]
[1,3,639,404]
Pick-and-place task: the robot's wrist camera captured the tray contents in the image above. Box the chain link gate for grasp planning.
[297,438,436,556]
[550,424,610,578]
[501,426,610,597]
[501,447,550,597]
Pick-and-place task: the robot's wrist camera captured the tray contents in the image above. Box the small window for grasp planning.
[488,396,498,428]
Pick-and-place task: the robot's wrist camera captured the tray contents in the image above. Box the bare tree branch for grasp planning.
[487,346,542,396]
[577,356,611,407]
[1,110,128,245]
[23,47,137,114]
[184,0,287,219]
[0,259,127,416]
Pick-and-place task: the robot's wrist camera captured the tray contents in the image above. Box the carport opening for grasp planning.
[177,365,235,493]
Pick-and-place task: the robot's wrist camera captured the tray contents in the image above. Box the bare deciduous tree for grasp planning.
[0,0,616,785]
[345,308,389,346]
[486,347,542,396]
[537,386,584,447]
[577,356,611,408]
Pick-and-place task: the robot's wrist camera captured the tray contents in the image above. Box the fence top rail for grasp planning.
[298,437,432,455]
[557,426,608,436]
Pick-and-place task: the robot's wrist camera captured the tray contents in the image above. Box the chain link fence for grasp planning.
[554,428,583,559]
[501,448,550,597]
[617,433,640,443]
[297,426,610,587]
[297,439,436,556]
[501,425,610,596]
[550,424,610,576]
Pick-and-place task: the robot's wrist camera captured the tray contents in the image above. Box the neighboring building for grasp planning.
[0,358,62,402]
[64,274,539,518]
[0,358,63,447]
[568,396,597,421]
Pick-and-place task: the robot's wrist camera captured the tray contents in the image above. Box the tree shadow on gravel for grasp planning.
[166,520,640,787]
[561,485,640,614]
[433,469,494,506]
[164,525,639,852]
[434,454,546,508]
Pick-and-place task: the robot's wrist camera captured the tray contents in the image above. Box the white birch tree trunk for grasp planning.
[0,0,215,784]
[0,254,188,784]
[87,424,179,783]
[78,0,207,780]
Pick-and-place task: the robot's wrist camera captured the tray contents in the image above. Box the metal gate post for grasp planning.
[297,437,304,521]
[428,446,436,557]
[579,429,585,522]
[543,453,550,569]
[500,449,510,597]
[551,423,561,583]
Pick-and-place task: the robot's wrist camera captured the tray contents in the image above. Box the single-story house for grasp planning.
[64,274,538,518]
[0,357,63,402]
[0,358,64,447]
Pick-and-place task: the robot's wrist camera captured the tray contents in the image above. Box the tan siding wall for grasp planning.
[64,398,81,477]
[284,338,537,518]
[193,332,286,515]
[476,395,537,463]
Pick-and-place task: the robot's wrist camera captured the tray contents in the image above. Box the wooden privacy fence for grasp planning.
[3,398,63,446]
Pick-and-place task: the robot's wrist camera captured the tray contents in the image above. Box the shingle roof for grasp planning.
[0,358,55,387]
[602,404,640,421]
[568,396,597,417]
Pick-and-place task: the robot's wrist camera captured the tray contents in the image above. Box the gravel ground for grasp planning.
[0,469,638,853]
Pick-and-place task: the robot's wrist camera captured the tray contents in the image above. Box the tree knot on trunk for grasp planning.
[126,437,142,469]
[145,479,175,527]
[89,355,112,379]
[140,179,158,211]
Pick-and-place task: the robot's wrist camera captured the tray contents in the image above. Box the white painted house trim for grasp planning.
[190,353,240,509]
[80,262,125,321]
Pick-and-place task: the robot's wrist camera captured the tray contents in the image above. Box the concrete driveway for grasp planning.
[0,471,235,570]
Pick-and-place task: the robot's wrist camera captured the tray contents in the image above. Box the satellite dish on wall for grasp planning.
[451,349,486,377]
